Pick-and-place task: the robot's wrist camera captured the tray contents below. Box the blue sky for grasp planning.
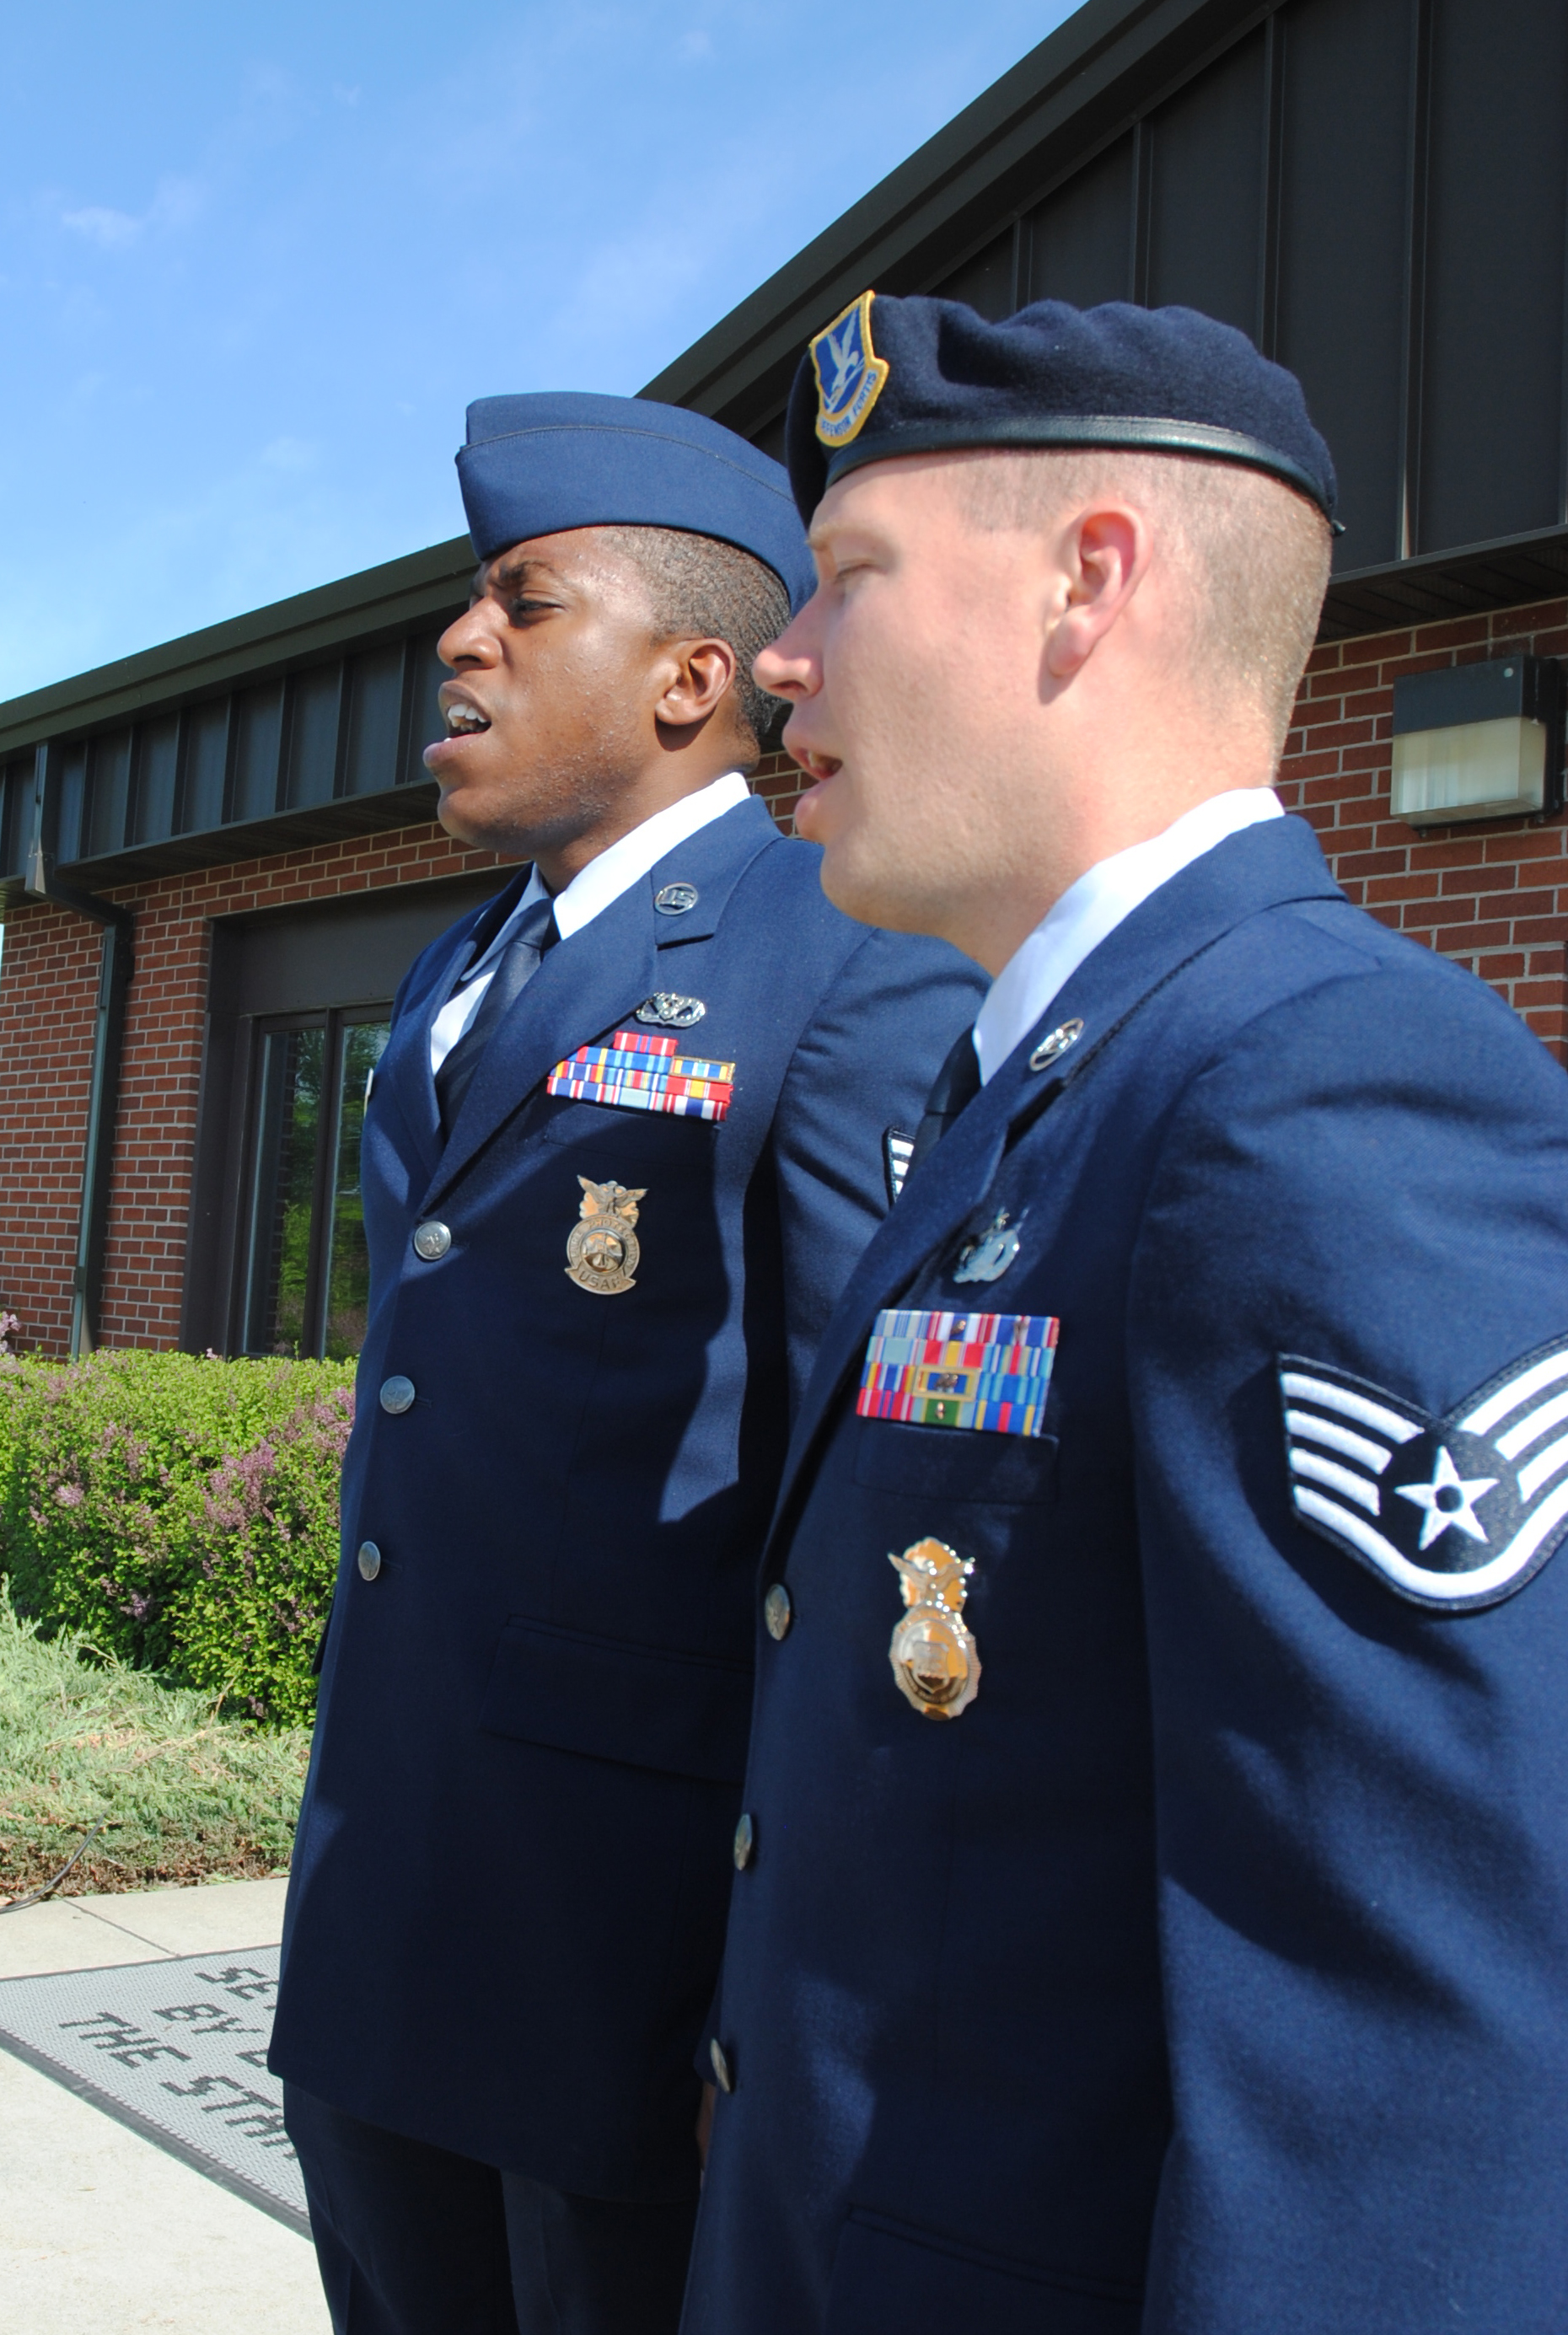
[0,1,1076,702]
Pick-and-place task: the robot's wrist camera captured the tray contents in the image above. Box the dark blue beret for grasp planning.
[458,392,815,612]
[786,293,1338,529]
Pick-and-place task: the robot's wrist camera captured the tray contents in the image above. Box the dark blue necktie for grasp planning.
[907,1028,981,1173]
[434,893,558,1137]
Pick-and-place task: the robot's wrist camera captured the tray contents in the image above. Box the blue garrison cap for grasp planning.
[457,392,816,613]
[787,293,1338,529]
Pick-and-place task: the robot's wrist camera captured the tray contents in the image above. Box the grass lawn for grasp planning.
[0,1591,310,1902]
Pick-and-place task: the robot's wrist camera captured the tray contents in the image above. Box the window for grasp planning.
[184,871,511,1360]
[240,1007,390,1360]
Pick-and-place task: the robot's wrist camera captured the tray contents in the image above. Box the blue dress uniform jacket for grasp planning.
[684,813,1568,2335]
[268,793,984,2200]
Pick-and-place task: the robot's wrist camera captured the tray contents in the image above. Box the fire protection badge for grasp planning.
[566,1177,646,1296]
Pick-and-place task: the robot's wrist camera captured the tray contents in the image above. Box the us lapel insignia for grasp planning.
[888,1538,980,1719]
[953,1207,1023,1285]
[1279,1333,1568,1609]
[636,992,706,1028]
[566,1176,646,1296]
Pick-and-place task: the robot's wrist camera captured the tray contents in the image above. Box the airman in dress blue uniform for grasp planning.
[266,391,984,2334]
[681,298,1568,2333]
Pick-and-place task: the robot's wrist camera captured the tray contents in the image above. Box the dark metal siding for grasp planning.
[0,625,452,896]
[714,0,1568,599]
[1024,134,1136,311]
[1146,26,1266,330]
[932,228,1018,319]
[1274,0,1410,569]
[1417,0,1568,556]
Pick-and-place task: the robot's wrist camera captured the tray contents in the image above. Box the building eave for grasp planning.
[0,536,473,759]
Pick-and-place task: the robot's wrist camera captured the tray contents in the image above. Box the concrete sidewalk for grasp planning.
[0,1876,330,2334]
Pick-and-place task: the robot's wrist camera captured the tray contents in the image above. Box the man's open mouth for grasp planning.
[793,748,841,779]
[443,703,491,736]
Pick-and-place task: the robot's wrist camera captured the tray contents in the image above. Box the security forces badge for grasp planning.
[1280,1334,1568,1610]
[888,1537,980,1719]
[811,291,891,448]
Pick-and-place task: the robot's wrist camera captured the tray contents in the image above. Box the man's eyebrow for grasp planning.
[492,555,566,590]
[469,553,568,607]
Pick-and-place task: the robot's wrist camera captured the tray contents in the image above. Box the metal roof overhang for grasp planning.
[0,535,474,764]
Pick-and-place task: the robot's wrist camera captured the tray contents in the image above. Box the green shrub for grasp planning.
[0,1351,352,1726]
[0,1586,310,1898]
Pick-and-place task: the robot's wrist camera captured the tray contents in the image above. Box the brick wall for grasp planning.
[1280,595,1568,1059]
[0,822,514,1355]
[2,649,1563,1361]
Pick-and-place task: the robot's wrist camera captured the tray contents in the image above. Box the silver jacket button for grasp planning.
[379,1376,416,1414]
[733,1813,754,1871]
[412,1221,451,1261]
[764,1583,792,1641]
[357,1541,382,1581]
[709,2037,733,2093]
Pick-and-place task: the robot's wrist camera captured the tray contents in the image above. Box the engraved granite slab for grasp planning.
[0,1941,307,2232]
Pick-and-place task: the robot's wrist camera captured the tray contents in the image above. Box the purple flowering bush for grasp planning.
[0,1352,352,1727]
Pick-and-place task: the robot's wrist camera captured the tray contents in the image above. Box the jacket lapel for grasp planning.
[373,875,530,1184]
[764,816,1346,1543]
[421,888,658,1209]
[419,794,782,1210]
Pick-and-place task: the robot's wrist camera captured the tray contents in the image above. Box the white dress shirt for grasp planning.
[972,787,1284,1084]
[428,771,751,1075]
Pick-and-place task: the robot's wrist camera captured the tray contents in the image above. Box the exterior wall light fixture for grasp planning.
[1391,655,1564,827]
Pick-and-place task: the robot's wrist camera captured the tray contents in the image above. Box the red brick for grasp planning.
[1404,615,1494,656]
[1364,872,1442,906]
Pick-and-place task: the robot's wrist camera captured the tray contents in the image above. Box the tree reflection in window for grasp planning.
[243,1012,390,1359]
[320,1022,389,1360]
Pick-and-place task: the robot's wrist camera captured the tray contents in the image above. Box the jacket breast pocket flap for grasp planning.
[851,1421,1058,1506]
[540,1098,717,1174]
[825,2210,1141,2335]
[480,1617,752,1785]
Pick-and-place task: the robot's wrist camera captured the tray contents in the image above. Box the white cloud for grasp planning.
[62,205,140,249]
[59,174,202,250]
[260,435,319,472]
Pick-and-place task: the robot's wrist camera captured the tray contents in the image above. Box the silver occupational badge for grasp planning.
[888,1538,980,1719]
[635,992,706,1028]
[1280,1334,1568,1609]
[1029,1019,1084,1072]
[953,1208,1023,1285]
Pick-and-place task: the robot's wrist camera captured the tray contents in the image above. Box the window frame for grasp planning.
[232,1000,392,1361]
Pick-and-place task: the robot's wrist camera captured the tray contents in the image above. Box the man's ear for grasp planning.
[1042,502,1151,682]
[655,638,738,734]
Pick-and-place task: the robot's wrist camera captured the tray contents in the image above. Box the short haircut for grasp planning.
[597,524,791,767]
[959,448,1332,754]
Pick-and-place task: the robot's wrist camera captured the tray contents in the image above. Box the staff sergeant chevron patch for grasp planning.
[1278,1336,1568,1610]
